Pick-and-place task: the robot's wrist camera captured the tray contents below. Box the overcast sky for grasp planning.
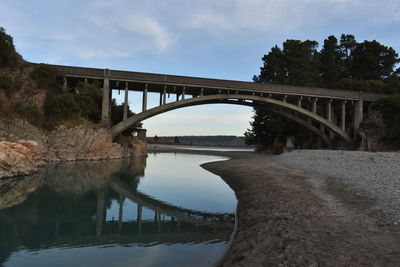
[1,0,399,136]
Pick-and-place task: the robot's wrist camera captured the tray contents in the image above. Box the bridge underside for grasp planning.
[111,94,353,144]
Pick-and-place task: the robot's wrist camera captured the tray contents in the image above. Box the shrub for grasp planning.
[0,72,13,94]
[373,96,400,147]
[30,64,61,91]
[44,93,80,122]
[0,27,20,68]
[0,90,13,116]
[74,81,102,123]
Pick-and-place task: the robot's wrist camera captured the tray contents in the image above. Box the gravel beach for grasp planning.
[275,150,400,223]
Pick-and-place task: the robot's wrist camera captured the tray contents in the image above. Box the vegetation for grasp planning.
[110,100,142,136]
[0,27,21,68]
[373,96,400,147]
[42,78,103,129]
[246,34,400,149]
[147,136,189,146]
[244,104,298,149]
[0,27,111,130]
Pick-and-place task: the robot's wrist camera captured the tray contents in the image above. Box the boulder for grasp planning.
[0,140,45,179]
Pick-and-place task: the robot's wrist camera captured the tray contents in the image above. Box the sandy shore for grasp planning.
[149,146,400,266]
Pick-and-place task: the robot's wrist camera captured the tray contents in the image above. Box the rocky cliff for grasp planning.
[46,125,123,161]
[0,119,147,178]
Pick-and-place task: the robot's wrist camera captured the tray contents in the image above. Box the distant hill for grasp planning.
[153,136,248,147]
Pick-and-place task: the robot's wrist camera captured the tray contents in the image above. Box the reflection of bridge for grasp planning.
[102,177,234,237]
[0,175,234,265]
[37,63,390,145]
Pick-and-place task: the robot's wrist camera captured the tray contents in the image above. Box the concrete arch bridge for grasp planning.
[38,63,389,146]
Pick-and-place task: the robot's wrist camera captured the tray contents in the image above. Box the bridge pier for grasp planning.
[312,98,317,114]
[123,82,129,121]
[182,86,186,100]
[297,97,302,107]
[142,84,148,112]
[163,85,167,105]
[137,203,142,234]
[326,99,334,139]
[354,100,363,133]
[341,101,346,132]
[63,77,68,91]
[101,77,110,127]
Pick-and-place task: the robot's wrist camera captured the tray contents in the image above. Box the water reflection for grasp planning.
[0,154,235,267]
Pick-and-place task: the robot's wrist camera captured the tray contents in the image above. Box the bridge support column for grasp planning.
[341,101,346,131]
[327,99,332,122]
[312,98,317,114]
[297,97,302,107]
[63,77,68,91]
[101,77,110,127]
[354,100,363,133]
[142,84,148,112]
[326,99,334,139]
[137,204,142,234]
[307,98,317,125]
[182,87,186,100]
[123,82,129,121]
[163,85,167,105]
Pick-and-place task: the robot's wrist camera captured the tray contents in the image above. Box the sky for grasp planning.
[1,0,399,136]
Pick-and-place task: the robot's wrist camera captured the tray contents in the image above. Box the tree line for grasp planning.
[246,34,400,149]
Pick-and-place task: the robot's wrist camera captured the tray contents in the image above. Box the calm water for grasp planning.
[150,144,254,152]
[0,153,236,267]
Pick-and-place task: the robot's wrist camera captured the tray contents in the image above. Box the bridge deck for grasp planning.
[30,63,388,101]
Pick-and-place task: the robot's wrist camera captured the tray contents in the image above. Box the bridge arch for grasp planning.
[111,94,351,143]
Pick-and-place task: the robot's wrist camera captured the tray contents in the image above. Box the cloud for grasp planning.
[182,0,400,37]
[69,47,131,59]
[121,16,173,53]
[1,0,399,63]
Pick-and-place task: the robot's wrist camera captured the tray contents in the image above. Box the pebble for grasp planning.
[275,150,400,222]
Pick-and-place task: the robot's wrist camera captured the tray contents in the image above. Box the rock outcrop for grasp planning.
[46,125,124,161]
[1,119,147,178]
[0,140,45,178]
[0,119,48,146]
[359,111,386,151]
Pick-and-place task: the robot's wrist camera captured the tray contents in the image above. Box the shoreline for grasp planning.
[149,146,400,266]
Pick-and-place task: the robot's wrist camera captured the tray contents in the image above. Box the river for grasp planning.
[0,153,237,267]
